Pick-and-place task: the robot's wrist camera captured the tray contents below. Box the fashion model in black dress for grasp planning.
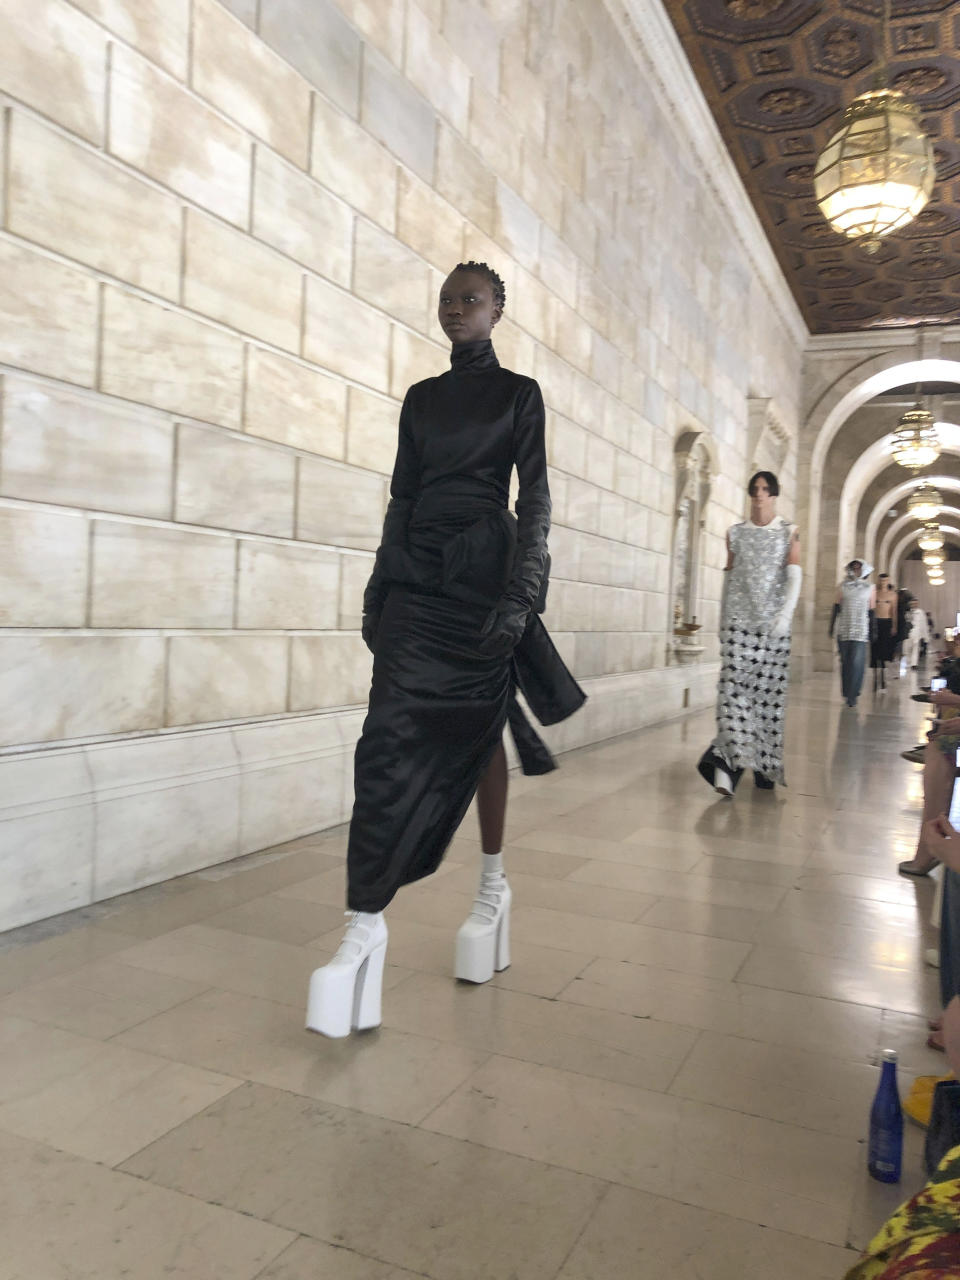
[306,263,584,1038]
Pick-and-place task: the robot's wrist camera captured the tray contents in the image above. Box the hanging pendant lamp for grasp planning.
[813,0,934,252]
[908,483,944,522]
[923,549,945,567]
[891,404,940,470]
[918,524,944,551]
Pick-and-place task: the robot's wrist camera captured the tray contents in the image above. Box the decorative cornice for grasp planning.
[605,0,808,350]
[806,324,960,355]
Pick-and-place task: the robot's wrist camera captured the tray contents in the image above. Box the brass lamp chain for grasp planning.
[880,0,891,84]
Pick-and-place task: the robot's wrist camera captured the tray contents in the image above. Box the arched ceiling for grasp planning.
[864,474,960,561]
[891,527,960,580]
[879,509,960,568]
[663,1,960,333]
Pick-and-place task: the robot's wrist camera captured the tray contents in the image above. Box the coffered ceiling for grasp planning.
[662,0,960,333]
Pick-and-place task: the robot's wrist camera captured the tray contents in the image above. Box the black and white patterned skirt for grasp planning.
[709,624,791,785]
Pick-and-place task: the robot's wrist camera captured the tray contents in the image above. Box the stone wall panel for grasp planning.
[100,289,244,428]
[0,0,106,143]
[0,377,174,519]
[8,112,182,301]
[237,541,340,629]
[109,45,251,227]
[0,241,97,387]
[252,146,354,286]
[192,0,311,167]
[244,347,348,458]
[70,0,189,79]
[90,522,237,628]
[175,424,297,538]
[183,210,304,351]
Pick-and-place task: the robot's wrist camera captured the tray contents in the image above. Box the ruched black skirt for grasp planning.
[346,585,512,912]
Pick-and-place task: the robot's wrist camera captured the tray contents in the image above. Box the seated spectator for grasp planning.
[898,687,960,878]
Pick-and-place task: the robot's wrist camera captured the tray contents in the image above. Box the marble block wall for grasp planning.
[0,0,805,930]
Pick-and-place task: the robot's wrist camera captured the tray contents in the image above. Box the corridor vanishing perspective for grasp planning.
[0,676,943,1279]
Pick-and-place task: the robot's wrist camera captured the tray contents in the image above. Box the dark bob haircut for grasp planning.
[747,470,780,498]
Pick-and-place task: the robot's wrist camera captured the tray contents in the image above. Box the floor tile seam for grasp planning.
[0,929,145,992]
[0,1006,113,1057]
[659,1024,705,1095]
[410,1112,857,1235]
[659,1082,871,1143]
[732,976,929,1019]
[408,1049,498,1128]
[246,1234,316,1280]
[386,1021,697,1093]
[86,982,224,1043]
[549,1180,616,1280]
[0,1074,251,1172]
[247,1234,438,1280]
[415,1048,866,1153]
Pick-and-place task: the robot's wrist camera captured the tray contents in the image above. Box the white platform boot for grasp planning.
[305,911,387,1038]
[455,854,512,983]
[714,767,733,798]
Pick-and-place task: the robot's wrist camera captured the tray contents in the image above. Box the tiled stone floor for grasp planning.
[0,673,948,1279]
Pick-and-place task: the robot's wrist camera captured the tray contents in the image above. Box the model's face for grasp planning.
[749,477,776,516]
[849,561,862,578]
[438,271,501,345]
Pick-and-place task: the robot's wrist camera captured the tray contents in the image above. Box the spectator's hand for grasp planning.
[930,717,960,737]
[922,814,960,870]
[932,689,960,707]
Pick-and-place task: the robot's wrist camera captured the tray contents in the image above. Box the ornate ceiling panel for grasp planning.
[662,0,960,333]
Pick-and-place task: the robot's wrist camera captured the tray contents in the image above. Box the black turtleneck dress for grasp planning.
[347,339,584,912]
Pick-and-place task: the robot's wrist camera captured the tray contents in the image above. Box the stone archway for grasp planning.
[795,338,960,674]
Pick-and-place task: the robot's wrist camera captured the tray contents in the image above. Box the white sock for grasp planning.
[481,852,504,879]
[351,911,383,928]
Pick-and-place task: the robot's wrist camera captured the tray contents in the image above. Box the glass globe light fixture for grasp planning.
[929,576,945,586]
[918,523,945,551]
[908,483,944,522]
[814,88,935,253]
[923,550,945,566]
[891,404,940,471]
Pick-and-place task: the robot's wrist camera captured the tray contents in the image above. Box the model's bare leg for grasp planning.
[457,740,511,982]
[900,745,954,874]
[476,740,508,854]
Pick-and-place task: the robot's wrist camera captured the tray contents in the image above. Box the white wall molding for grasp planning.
[0,663,720,932]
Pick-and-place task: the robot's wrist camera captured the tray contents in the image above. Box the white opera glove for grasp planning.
[769,564,802,639]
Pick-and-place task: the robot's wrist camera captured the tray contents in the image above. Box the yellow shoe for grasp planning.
[904,1073,954,1127]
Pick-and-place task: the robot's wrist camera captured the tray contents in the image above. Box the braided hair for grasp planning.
[453,260,506,312]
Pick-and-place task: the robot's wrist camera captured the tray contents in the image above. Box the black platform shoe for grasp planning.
[753,771,775,790]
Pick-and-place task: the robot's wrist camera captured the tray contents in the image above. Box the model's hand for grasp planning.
[479,604,528,657]
[361,612,379,654]
[769,611,791,639]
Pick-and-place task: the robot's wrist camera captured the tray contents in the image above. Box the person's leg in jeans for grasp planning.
[850,640,867,702]
[838,640,848,701]
[838,640,857,704]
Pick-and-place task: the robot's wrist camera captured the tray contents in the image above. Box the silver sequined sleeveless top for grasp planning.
[722,517,794,630]
[837,578,871,642]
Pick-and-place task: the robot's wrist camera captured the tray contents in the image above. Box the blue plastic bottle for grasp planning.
[868,1048,903,1183]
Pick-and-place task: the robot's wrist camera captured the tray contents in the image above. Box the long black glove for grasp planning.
[478,381,551,657]
[869,608,878,645]
[362,394,418,653]
[829,603,840,638]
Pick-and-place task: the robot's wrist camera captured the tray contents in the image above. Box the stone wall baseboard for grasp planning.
[0,663,719,932]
